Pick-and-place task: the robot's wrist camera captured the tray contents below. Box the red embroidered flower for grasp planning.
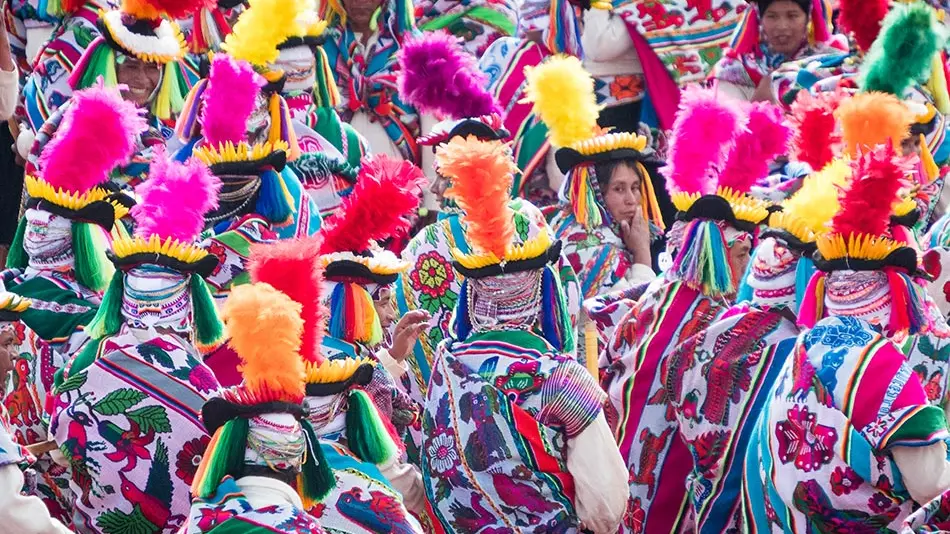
[609,75,645,102]
[103,421,156,472]
[13,322,26,345]
[410,252,454,299]
[197,507,236,530]
[774,405,837,472]
[207,241,228,276]
[176,435,211,485]
[623,497,645,534]
[829,466,863,496]
[868,492,894,514]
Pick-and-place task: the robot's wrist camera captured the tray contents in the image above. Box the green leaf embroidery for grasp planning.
[93,389,147,416]
[126,405,172,434]
[418,293,442,315]
[137,344,175,369]
[439,289,459,310]
[56,372,88,394]
[96,505,158,534]
[514,213,530,241]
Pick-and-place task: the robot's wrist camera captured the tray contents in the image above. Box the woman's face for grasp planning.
[761,1,808,57]
[343,0,384,27]
[603,163,643,225]
[116,57,161,107]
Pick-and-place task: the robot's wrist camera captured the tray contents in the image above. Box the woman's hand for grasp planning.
[389,310,431,363]
[620,215,651,266]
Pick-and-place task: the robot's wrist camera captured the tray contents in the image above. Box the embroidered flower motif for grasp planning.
[775,405,837,472]
[427,431,458,474]
[868,492,895,514]
[609,74,644,102]
[410,252,454,299]
[102,421,156,472]
[176,436,211,485]
[207,241,228,276]
[829,466,863,496]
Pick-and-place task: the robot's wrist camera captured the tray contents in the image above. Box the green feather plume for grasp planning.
[860,2,946,98]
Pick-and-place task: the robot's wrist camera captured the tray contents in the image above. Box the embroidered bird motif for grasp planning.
[336,487,415,534]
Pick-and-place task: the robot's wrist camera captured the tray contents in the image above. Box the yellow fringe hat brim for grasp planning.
[112,234,209,264]
[815,232,906,262]
[451,229,552,271]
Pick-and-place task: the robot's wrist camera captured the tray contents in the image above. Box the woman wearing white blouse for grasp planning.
[0,16,18,121]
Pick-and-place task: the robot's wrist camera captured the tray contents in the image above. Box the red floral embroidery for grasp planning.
[176,435,211,485]
[409,252,454,299]
[775,405,837,472]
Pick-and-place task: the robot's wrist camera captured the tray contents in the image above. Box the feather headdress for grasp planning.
[398,31,498,120]
[201,54,265,149]
[837,0,889,53]
[248,237,326,367]
[522,55,600,149]
[770,158,851,246]
[860,3,944,99]
[835,92,913,158]
[719,102,792,196]
[318,155,426,281]
[789,90,843,171]
[225,282,306,404]
[223,0,304,68]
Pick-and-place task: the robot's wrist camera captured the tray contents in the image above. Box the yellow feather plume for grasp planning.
[782,158,852,237]
[835,92,913,157]
[223,283,305,404]
[522,55,601,148]
[222,0,304,67]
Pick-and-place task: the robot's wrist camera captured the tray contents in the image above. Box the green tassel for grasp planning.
[77,45,117,90]
[197,418,248,499]
[72,223,114,292]
[298,420,336,505]
[6,219,27,269]
[190,275,224,348]
[86,271,125,339]
[345,389,398,465]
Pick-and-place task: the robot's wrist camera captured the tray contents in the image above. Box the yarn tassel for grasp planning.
[192,418,249,499]
[85,271,125,339]
[73,222,114,292]
[794,255,816,315]
[191,275,225,349]
[452,279,472,342]
[886,268,927,335]
[735,248,756,304]
[672,220,734,296]
[298,420,336,506]
[797,271,825,329]
[540,265,575,353]
[928,52,950,114]
[636,162,665,230]
[345,389,400,465]
[569,165,606,229]
[328,283,347,341]
[255,169,294,226]
[329,283,383,346]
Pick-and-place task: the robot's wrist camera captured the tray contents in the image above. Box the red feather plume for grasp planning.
[248,237,326,366]
[789,90,843,171]
[838,0,890,53]
[830,144,913,239]
[319,155,427,255]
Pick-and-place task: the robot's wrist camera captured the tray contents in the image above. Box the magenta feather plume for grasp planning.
[319,154,427,255]
[662,86,746,196]
[131,148,222,242]
[719,102,792,194]
[39,84,146,195]
[397,31,499,119]
[201,54,264,147]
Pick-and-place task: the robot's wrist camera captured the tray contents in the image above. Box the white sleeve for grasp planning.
[0,66,18,121]
[566,413,629,534]
[378,456,426,515]
[581,9,635,62]
[892,442,950,505]
[713,79,755,102]
[624,263,656,285]
[0,465,73,534]
[375,348,409,380]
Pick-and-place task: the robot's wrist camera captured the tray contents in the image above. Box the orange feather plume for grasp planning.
[835,92,913,158]
[438,136,517,260]
[223,283,306,404]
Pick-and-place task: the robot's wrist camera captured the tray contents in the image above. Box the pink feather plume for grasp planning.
[830,144,913,239]
[131,148,222,242]
[39,84,147,195]
[662,86,746,196]
[397,31,499,119]
[789,90,842,171]
[719,101,792,194]
[319,154,427,255]
[200,54,264,147]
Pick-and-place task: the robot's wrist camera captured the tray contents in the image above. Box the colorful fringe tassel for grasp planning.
[672,219,735,296]
[192,417,250,499]
[885,268,927,336]
[797,271,826,329]
[328,282,384,346]
[345,388,401,465]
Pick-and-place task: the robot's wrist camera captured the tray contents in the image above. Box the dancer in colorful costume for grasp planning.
[320,0,420,163]
[3,85,140,525]
[394,35,581,424]
[184,283,329,534]
[741,143,950,533]
[248,238,425,532]
[49,0,205,189]
[0,292,74,534]
[316,154,429,442]
[421,133,628,532]
[175,0,321,239]
[272,5,366,217]
[49,139,225,533]
[711,0,842,102]
[601,88,787,533]
[525,55,666,300]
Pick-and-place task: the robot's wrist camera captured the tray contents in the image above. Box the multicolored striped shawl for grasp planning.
[422,330,605,532]
[666,306,798,533]
[741,316,950,533]
[49,325,220,533]
[601,278,728,533]
[550,211,633,301]
[183,477,326,533]
[416,0,517,57]
[901,487,950,533]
